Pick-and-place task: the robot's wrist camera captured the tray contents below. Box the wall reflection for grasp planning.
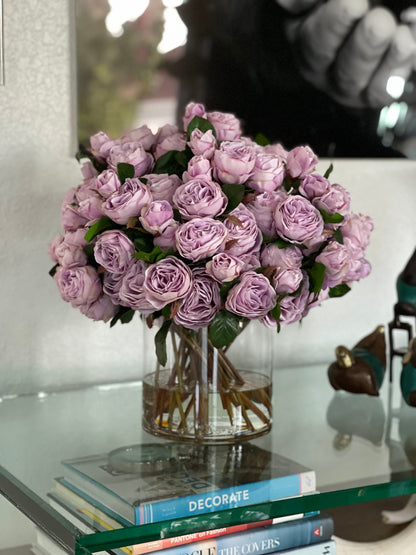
[77,0,416,158]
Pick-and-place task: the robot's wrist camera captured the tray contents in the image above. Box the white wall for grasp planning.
[0,1,415,398]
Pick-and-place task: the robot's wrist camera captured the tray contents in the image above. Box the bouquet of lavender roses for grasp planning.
[49,102,373,440]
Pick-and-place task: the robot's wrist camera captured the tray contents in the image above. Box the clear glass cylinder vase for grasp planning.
[142,320,273,443]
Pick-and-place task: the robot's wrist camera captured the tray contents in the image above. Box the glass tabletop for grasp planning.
[1,359,416,554]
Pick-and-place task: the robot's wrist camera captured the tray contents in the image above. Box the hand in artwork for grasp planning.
[276,0,416,108]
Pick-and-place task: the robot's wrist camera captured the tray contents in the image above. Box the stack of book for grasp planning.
[44,443,336,555]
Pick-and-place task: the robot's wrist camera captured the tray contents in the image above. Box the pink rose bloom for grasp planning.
[279,275,310,325]
[54,265,102,308]
[143,256,193,310]
[344,256,372,282]
[103,271,125,305]
[90,131,115,158]
[81,161,98,180]
[246,189,287,238]
[313,184,351,216]
[154,123,178,145]
[119,260,155,313]
[213,140,256,184]
[175,217,228,262]
[273,267,303,294]
[143,173,181,204]
[174,269,221,329]
[65,228,88,248]
[94,230,135,274]
[108,142,153,177]
[239,252,261,271]
[225,271,277,318]
[341,213,374,253]
[154,133,187,160]
[260,243,303,270]
[316,241,351,288]
[299,174,331,199]
[95,169,121,198]
[264,143,288,163]
[206,111,242,141]
[78,196,104,223]
[173,177,227,220]
[61,204,89,232]
[75,178,100,203]
[102,178,152,225]
[247,153,285,192]
[274,196,324,247]
[285,146,318,179]
[140,200,174,235]
[154,220,180,251]
[206,253,244,283]
[48,234,64,263]
[182,155,212,182]
[55,239,88,268]
[80,294,118,323]
[188,129,216,159]
[223,204,262,257]
[121,125,155,151]
[182,102,207,130]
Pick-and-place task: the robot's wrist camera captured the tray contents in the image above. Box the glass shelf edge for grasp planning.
[77,479,416,552]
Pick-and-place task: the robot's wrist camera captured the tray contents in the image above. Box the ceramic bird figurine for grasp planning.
[401,338,416,407]
[328,325,386,396]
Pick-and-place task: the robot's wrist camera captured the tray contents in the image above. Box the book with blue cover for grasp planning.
[61,442,316,525]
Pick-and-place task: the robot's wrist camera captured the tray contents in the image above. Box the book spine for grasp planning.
[137,470,316,524]
[132,514,311,555]
[133,514,333,555]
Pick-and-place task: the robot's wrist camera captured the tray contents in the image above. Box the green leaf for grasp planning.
[307,262,326,295]
[117,162,135,183]
[133,245,174,264]
[318,209,344,225]
[49,263,59,277]
[131,234,154,253]
[219,279,238,301]
[84,216,118,242]
[208,311,241,349]
[186,116,217,140]
[155,319,172,366]
[153,150,185,176]
[254,132,270,146]
[110,307,135,327]
[333,228,344,244]
[324,163,334,179]
[270,303,281,333]
[222,183,246,214]
[329,283,351,298]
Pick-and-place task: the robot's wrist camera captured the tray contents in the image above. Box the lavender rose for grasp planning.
[140,200,174,235]
[260,243,303,270]
[154,221,180,251]
[213,140,256,184]
[299,174,331,199]
[95,169,121,198]
[102,178,152,225]
[81,161,98,180]
[61,204,89,232]
[341,213,374,253]
[143,173,181,204]
[316,241,351,288]
[206,111,242,141]
[174,269,221,329]
[273,267,303,294]
[313,184,351,216]
[247,153,285,192]
[48,234,64,263]
[108,142,153,177]
[285,146,317,179]
[90,131,115,158]
[173,177,227,220]
[121,125,155,151]
[78,196,104,223]
[54,265,102,308]
[119,260,155,313]
[264,143,288,163]
[188,129,216,159]
[143,256,193,310]
[154,133,187,160]
[223,204,262,257]
[246,189,287,238]
[225,271,277,318]
[103,271,125,305]
[274,196,324,247]
[182,102,207,129]
[55,239,88,268]
[182,155,212,182]
[80,294,119,323]
[206,253,244,283]
[279,275,310,325]
[176,217,228,262]
[94,230,135,274]
[344,254,372,282]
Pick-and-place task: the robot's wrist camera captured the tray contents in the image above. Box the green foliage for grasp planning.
[209,311,241,349]
[84,217,119,242]
[155,319,172,366]
[153,150,189,176]
[222,183,246,213]
[329,283,351,298]
[117,163,135,183]
[186,116,217,140]
[324,163,334,179]
[307,262,326,295]
[318,209,344,225]
[133,246,175,264]
[269,303,281,332]
[254,132,270,146]
[110,307,135,327]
